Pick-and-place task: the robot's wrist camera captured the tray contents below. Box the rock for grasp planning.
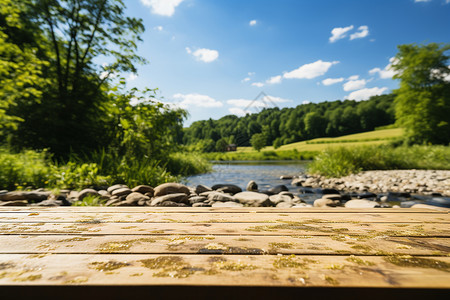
[345,199,380,208]
[125,192,150,205]
[131,185,154,195]
[321,194,341,201]
[32,199,65,207]
[105,198,122,206]
[112,201,133,207]
[97,190,111,200]
[426,197,450,208]
[293,203,312,208]
[298,187,315,194]
[246,181,258,192]
[356,192,377,199]
[199,191,216,197]
[259,190,275,196]
[314,188,340,195]
[107,184,128,194]
[189,196,207,204]
[195,185,212,194]
[207,192,237,202]
[313,198,339,207]
[111,187,132,197]
[0,191,26,201]
[268,185,288,194]
[380,196,388,203]
[279,191,294,198]
[280,175,294,180]
[211,184,242,194]
[233,191,272,207]
[67,190,79,201]
[0,200,28,206]
[154,183,190,197]
[192,202,211,207]
[269,194,292,205]
[151,193,189,206]
[276,202,293,208]
[78,189,99,201]
[211,201,244,208]
[156,201,188,207]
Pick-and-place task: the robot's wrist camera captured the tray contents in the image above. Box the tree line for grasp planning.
[183,94,396,152]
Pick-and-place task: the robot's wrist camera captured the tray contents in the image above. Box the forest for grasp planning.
[182,94,396,152]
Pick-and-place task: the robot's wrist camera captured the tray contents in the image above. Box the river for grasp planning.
[182,160,308,193]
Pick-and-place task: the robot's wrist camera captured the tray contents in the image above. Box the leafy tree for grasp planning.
[215,138,228,152]
[6,0,146,157]
[392,43,450,144]
[250,133,266,151]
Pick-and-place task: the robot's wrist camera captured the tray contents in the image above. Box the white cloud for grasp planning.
[369,57,398,79]
[248,72,255,76]
[229,107,248,116]
[227,99,265,108]
[155,26,163,31]
[140,0,184,17]
[249,20,257,26]
[329,25,354,43]
[252,82,264,87]
[414,0,431,2]
[241,77,251,82]
[187,48,219,63]
[172,93,223,108]
[346,87,388,101]
[127,73,138,81]
[343,79,368,91]
[350,25,369,40]
[283,60,339,79]
[302,100,311,105]
[322,77,344,86]
[348,75,359,80]
[266,75,282,84]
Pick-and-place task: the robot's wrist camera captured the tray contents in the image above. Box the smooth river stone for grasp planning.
[233,191,272,207]
[153,183,190,197]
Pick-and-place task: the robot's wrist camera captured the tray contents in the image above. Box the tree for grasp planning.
[5,0,146,157]
[250,133,266,151]
[391,43,450,144]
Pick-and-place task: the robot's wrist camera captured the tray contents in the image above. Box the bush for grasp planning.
[308,145,450,177]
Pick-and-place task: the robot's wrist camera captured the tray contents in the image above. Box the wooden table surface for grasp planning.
[0,206,449,298]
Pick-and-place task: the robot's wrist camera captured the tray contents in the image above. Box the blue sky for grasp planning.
[121,0,450,126]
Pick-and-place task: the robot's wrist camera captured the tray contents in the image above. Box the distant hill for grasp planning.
[182,94,396,152]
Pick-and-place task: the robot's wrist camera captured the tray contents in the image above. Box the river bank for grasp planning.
[1,168,449,209]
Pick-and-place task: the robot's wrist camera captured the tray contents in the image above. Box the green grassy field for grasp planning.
[237,128,404,153]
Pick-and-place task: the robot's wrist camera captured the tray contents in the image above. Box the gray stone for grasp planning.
[154,183,190,197]
[211,184,242,194]
[195,185,212,194]
[151,193,189,206]
[314,198,339,207]
[207,192,237,202]
[344,199,380,208]
[105,198,122,206]
[276,202,293,208]
[107,184,128,194]
[125,192,150,205]
[189,196,207,204]
[111,187,132,197]
[280,175,294,180]
[269,194,292,205]
[131,185,154,195]
[0,200,28,206]
[0,191,26,201]
[246,180,258,192]
[156,201,188,207]
[193,202,212,207]
[78,189,99,201]
[234,191,272,207]
[32,199,63,207]
[321,194,342,201]
[211,201,244,208]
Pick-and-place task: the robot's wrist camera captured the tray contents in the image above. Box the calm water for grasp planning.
[182,161,308,192]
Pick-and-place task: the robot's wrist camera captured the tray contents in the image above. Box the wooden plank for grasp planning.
[0,254,449,287]
[0,207,447,213]
[1,211,448,224]
[0,235,448,256]
[0,222,448,236]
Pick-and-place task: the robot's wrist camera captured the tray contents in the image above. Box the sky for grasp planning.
[120,0,450,126]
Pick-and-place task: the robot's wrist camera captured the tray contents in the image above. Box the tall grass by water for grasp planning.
[308,145,450,177]
[0,147,211,190]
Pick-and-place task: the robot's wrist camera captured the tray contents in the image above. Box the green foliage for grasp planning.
[308,145,450,177]
[250,133,266,151]
[72,195,106,207]
[183,94,396,150]
[392,43,450,145]
[215,138,228,152]
[165,152,212,177]
[203,150,317,161]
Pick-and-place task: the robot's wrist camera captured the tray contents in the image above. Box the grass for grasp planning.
[0,147,211,190]
[204,128,404,161]
[308,145,450,177]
